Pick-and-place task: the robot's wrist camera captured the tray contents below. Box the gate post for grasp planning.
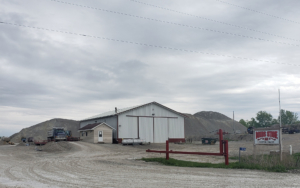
[166,140,169,160]
[219,129,223,154]
[224,140,229,165]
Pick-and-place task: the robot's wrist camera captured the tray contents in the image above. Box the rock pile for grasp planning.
[10,118,80,143]
[16,142,27,147]
[184,111,247,139]
[0,141,9,145]
[42,141,72,152]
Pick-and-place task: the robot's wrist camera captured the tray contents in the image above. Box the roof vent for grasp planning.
[115,107,117,114]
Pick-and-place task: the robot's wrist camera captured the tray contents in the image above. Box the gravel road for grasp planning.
[0,134,300,188]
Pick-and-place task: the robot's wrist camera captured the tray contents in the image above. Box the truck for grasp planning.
[47,127,67,142]
[247,127,253,134]
[282,126,300,134]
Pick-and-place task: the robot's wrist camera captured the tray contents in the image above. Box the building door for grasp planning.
[98,131,103,142]
[154,118,168,143]
[139,117,153,143]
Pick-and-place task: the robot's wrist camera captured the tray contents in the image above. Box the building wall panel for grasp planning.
[118,114,138,138]
[118,103,185,143]
[168,118,184,138]
[154,118,168,143]
[139,117,153,142]
[94,125,113,144]
[79,130,94,143]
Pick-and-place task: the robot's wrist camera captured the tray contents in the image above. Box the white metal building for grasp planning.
[80,102,186,143]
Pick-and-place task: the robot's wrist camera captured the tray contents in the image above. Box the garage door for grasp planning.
[139,117,153,142]
[154,118,168,143]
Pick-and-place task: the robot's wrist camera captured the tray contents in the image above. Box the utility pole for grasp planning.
[279,89,283,161]
[233,111,235,134]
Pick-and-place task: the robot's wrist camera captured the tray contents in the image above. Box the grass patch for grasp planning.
[294,152,300,157]
[229,156,239,160]
[142,155,300,173]
[142,157,260,170]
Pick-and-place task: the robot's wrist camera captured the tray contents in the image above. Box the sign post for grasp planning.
[239,147,246,163]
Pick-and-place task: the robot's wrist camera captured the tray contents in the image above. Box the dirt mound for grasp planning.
[1,137,10,142]
[16,142,27,147]
[42,141,72,152]
[184,111,247,139]
[10,118,80,143]
[0,141,9,145]
[194,111,231,120]
[223,134,253,141]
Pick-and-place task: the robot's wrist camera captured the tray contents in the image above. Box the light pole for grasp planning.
[279,89,282,161]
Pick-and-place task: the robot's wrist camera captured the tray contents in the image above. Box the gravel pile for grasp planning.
[223,134,253,141]
[16,142,27,147]
[9,118,80,143]
[0,141,9,145]
[184,111,247,139]
[42,141,72,152]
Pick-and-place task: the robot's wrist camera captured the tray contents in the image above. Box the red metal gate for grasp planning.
[146,129,229,165]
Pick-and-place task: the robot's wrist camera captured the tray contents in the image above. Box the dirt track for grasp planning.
[0,134,300,188]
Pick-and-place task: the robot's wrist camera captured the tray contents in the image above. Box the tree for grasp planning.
[279,109,299,125]
[256,111,273,127]
[247,118,259,128]
[239,119,247,127]
[271,119,279,125]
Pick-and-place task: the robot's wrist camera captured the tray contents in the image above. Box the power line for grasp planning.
[0,21,299,67]
[216,0,300,25]
[46,0,299,47]
[129,0,300,42]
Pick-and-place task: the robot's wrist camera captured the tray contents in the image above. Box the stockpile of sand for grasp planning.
[10,118,80,143]
[184,111,247,139]
[16,142,27,147]
[0,141,9,145]
[223,134,253,141]
[42,141,72,152]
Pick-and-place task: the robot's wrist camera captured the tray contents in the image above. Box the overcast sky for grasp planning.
[1,0,299,136]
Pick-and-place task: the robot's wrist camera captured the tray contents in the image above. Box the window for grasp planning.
[86,132,88,136]
[82,132,84,136]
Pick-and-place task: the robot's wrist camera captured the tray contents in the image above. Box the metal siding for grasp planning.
[139,117,153,142]
[118,113,138,138]
[154,118,168,143]
[80,116,117,139]
[119,103,184,143]
[168,118,184,138]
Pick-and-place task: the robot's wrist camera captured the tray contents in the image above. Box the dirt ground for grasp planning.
[0,134,299,188]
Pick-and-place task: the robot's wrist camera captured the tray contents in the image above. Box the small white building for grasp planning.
[80,102,186,143]
[78,122,115,144]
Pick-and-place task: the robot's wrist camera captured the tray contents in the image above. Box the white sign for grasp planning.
[254,130,279,145]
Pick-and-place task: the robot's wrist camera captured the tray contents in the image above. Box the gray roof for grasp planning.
[78,122,116,131]
[80,101,187,122]
[80,104,142,121]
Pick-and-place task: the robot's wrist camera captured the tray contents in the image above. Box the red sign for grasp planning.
[254,130,279,145]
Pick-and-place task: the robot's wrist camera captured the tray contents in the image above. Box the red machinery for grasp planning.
[146,129,229,165]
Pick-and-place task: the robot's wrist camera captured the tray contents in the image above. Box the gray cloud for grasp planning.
[0,0,299,136]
